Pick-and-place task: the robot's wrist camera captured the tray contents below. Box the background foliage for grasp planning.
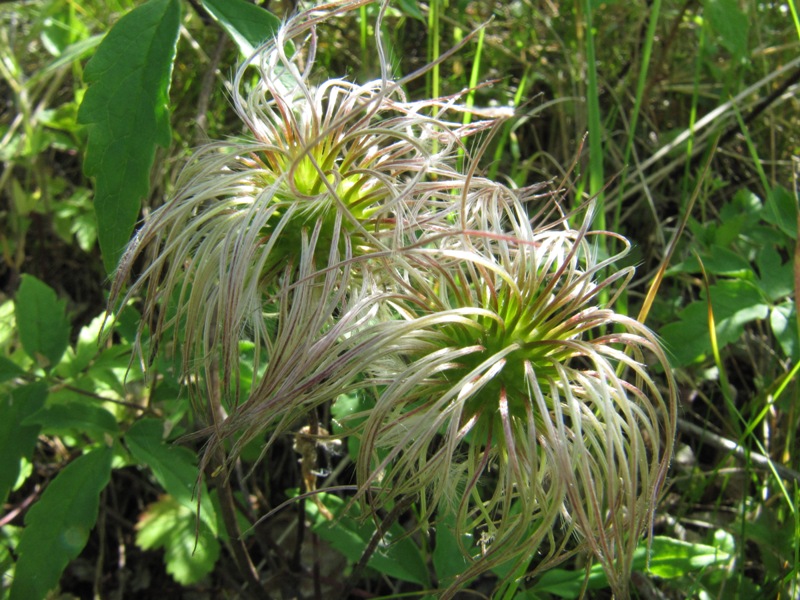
[1,0,798,597]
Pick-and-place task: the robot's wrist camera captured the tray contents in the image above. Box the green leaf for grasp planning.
[671,245,754,278]
[529,535,733,597]
[135,495,220,585]
[646,534,732,578]
[771,302,799,361]
[57,312,109,377]
[528,562,609,597]
[0,382,48,505]
[10,446,113,600]
[0,356,26,383]
[762,186,798,240]
[660,280,770,366]
[331,392,374,459]
[201,0,282,57]
[433,512,472,586]
[701,0,749,62]
[306,492,431,586]
[77,0,181,273]
[756,245,793,302]
[125,418,217,535]
[14,275,70,369]
[24,402,119,438]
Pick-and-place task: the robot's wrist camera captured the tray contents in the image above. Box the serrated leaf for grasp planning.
[763,185,798,240]
[661,279,769,366]
[14,275,70,369]
[201,0,282,57]
[306,492,431,586]
[0,382,47,505]
[757,245,793,302]
[24,402,119,438]
[671,245,754,278]
[10,446,113,600]
[136,495,220,584]
[77,0,180,273]
[126,418,217,535]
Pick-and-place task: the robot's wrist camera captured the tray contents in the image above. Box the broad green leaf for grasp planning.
[77,0,180,273]
[14,275,70,369]
[332,392,374,459]
[0,356,26,383]
[202,0,282,57]
[670,245,754,278]
[647,533,732,578]
[10,446,113,600]
[528,562,609,597]
[529,535,733,597]
[660,306,711,366]
[24,402,119,438]
[661,280,769,366]
[701,0,749,61]
[707,280,770,342]
[135,495,220,584]
[125,418,217,535]
[0,382,47,505]
[757,245,793,302]
[433,512,472,586]
[763,186,798,240]
[57,312,110,377]
[771,302,798,361]
[306,492,431,586]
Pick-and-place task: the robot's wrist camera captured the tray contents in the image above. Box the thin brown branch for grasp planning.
[677,417,800,485]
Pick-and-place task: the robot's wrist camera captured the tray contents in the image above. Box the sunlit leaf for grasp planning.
[771,302,798,361]
[201,0,282,57]
[14,275,70,369]
[126,418,217,535]
[660,280,769,366]
[77,0,180,272]
[135,495,220,584]
[763,186,798,240]
[10,447,113,600]
[528,535,733,597]
[24,402,119,438]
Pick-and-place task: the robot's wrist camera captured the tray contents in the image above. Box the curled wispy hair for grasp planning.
[343,205,677,597]
[108,1,677,597]
[110,0,507,403]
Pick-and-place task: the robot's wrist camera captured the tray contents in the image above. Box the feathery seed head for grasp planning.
[349,206,676,596]
[111,0,506,399]
[109,2,677,597]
